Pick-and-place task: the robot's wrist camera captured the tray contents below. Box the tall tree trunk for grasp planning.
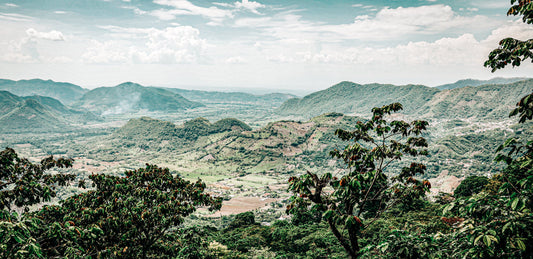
[327,218,357,258]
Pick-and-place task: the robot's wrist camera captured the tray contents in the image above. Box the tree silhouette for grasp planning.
[287,103,430,258]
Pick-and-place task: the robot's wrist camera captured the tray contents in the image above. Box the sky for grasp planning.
[0,0,532,93]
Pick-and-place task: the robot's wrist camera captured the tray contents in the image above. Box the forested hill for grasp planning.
[276,81,439,118]
[276,79,533,121]
[436,77,529,90]
[0,91,68,133]
[0,79,87,105]
[165,88,296,106]
[420,79,533,120]
[0,91,101,133]
[73,82,204,115]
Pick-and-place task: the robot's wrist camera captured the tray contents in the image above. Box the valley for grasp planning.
[1,77,531,221]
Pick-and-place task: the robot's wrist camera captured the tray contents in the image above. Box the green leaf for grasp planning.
[511,197,520,210]
[516,239,526,251]
[380,242,389,253]
[323,210,334,220]
[483,235,491,247]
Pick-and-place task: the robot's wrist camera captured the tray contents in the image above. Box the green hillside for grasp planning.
[0,91,102,133]
[0,99,68,133]
[420,79,533,120]
[0,91,21,114]
[277,79,533,122]
[436,77,529,90]
[0,79,87,104]
[113,117,251,146]
[165,88,296,106]
[84,113,363,177]
[75,82,204,115]
[115,116,180,141]
[276,81,438,118]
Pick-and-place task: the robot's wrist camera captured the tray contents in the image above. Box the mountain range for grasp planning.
[165,88,296,107]
[276,79,533,121]
[0,91,72,133]
[73,82,205,115]
[0,79,87,105]
[435,77,528,90]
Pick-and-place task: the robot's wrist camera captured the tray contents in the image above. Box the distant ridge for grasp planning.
[276,79,533,121]
[165,88,296,106]
[0,91,101,133]
[276,81,438,118]
[421,79,533,120]
[0,79,87,105]
[0,91,67,133]
[74,82,204,115]
[436,77,529,90]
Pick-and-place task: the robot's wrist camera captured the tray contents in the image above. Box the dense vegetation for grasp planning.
[1,2,532,258]
[0,90,100,133]
[276,79,533,121]
[2,95,531,257]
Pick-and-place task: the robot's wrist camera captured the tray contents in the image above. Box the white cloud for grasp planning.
[26,28,65,41]
[83,40,130,63]
[0,27,70,63]
[5,3,18,7]
[83,26,208,64]
[152,0,233,23]
[325,4,489,40]
[351,4,375,9]
[0,12,32,22]
[267,54,294,63]
[260,34,485,66]
[121,6,147,15]
[54,11,67,14]
[151,9,183,20]
[255,19,533,68]
[213,0,265,14]
[483,20,533,44]
[98,25,155,36]
[225,56,246,64]
[235,5,492,42]
[1,37,39,63]
[234,0,265,14]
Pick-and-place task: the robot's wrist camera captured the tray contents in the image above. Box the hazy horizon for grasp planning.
[1,0,532,92]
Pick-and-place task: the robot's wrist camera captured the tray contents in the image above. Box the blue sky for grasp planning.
[0,0,532,92]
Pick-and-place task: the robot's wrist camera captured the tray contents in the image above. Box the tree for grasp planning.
[485,0,533,123]
[454,175,489,198]
[436,6,533,256]
[31,164,222,258]
[485,0,533,73]
[0,147,76,213]
[0,147,77,258]
[287,103,430,258]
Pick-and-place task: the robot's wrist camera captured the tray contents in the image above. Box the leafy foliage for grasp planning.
[454,175,489,198]
[214,215,347,258]
[0,147,75,212]
[287,103,430,258]
[485,0,533,72]
[31,164,222,258]
[0,147,77,258]
[485,0,533,124]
